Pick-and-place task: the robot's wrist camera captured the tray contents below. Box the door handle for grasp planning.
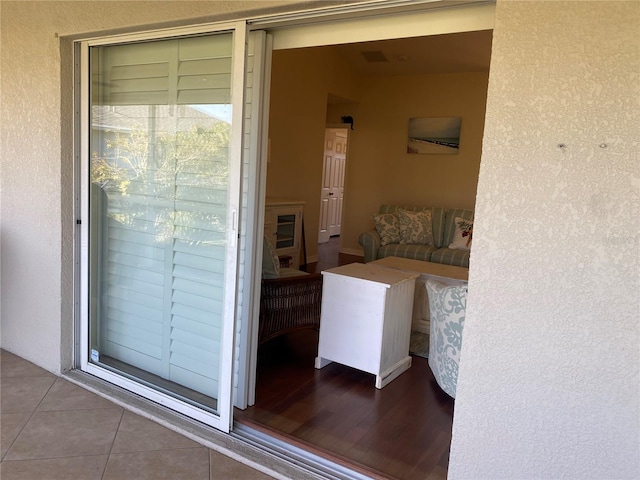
[329,192,334,196]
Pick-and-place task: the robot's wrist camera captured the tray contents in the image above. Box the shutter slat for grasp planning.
[169,365,217,397]
[173,277,222,300]
[171,303,221,324]
[172,316,220,339]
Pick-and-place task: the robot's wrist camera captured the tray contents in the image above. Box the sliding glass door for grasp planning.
[78,23,248,431]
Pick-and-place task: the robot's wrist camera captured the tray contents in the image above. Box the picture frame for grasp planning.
[407,117,461,154]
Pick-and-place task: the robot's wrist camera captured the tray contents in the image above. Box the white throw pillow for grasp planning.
[449,216,473,250]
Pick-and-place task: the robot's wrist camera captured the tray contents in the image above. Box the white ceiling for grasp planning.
[329,29,493,76]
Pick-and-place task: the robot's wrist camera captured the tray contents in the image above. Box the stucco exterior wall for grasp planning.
[449,2,639,479]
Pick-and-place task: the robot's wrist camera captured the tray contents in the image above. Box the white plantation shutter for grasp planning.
[92,32,237,403]
[96,35,232,106]
[169,163,227,396]
[231,31,271,408]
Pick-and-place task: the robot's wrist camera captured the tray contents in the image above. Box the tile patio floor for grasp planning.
[0,349,275,479]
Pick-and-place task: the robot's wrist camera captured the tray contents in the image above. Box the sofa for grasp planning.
[358,204,474,268]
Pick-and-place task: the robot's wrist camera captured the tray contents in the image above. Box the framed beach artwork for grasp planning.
[407,117,461,154]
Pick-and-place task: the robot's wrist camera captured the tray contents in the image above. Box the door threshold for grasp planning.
[233,417,396,480]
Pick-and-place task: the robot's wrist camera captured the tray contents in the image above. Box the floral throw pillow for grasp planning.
[397,209,434,245]
[449,217,473,250]
[372,213,400,246]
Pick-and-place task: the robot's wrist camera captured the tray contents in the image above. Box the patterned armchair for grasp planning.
[425,279,467,398]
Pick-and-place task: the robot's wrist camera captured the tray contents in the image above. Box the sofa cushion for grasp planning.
[449,216,473,250]
[378,243,437,262]
[430,247,471,268]
[443,209,474,246]
[397,209,434,245]
[431,208,447,248]
[372,213,401,246]
[378,204,446,247]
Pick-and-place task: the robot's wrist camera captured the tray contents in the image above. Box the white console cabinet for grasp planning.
[315,263,418,389]
[264,198,304,269]
[371,257,468,334]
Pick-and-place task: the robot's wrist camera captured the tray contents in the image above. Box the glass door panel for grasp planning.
[87,31,238,419]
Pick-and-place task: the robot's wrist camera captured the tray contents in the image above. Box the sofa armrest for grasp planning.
[358,229,381,263]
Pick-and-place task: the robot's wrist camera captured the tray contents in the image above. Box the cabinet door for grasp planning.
[275,211,298,249]
[265,204,303,268]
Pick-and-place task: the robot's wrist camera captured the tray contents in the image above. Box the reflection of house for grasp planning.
[1,2,638,480]
[91,104,227,167]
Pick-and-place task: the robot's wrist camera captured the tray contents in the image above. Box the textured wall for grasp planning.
[449,1,639,479]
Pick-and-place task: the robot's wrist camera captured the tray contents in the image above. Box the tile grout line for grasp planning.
[0,372,59,463]
[101,406,126,480]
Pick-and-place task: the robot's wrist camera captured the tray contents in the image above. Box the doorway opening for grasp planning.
[237,26,492,479]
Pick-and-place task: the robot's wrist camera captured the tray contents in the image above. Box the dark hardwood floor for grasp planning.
[235,238,454,480]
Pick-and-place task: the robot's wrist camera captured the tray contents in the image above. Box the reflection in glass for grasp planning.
[89,34,233,411]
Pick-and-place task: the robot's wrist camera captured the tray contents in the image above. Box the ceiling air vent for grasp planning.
[361,50,388,63]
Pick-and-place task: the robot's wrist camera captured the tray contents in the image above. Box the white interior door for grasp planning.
[79,22,249,432]
[318,127,347,242]
[329,129,347,236]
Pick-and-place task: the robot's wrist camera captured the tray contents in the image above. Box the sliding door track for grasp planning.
[232,423,383,480]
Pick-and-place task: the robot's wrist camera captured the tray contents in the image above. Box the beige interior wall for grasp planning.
[266,47,361,260]
[337,72,488,254]
[268,61,488,257]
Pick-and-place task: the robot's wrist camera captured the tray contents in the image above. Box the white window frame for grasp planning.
[75,20,247,432]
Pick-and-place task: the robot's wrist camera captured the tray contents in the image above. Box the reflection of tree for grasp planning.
[92,121,229,191]
[92,153,130,192]
[91,118,230,244]
[162,124,230,180]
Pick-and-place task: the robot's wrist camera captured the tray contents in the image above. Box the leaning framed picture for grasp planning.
[407,117,461,154]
